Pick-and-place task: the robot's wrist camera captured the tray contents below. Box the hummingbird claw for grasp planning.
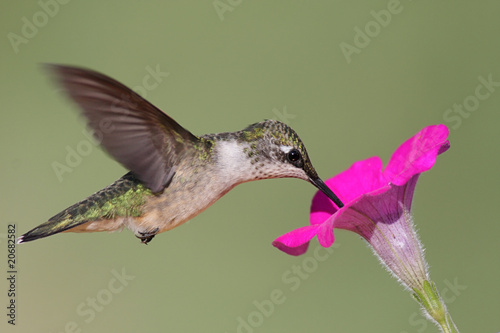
[137,228,159,245]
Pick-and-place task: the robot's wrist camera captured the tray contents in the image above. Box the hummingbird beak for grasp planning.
[309,177,344,209]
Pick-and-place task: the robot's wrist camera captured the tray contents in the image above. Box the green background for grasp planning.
[1,1,499,332]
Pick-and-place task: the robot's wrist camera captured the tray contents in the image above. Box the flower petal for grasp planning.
[316,216,336,247]
[383,125,450,186]
[272,225,321,256]
[274,124,450,260]
[310,157,384,225]
[330,178,429,289]
[272,241,309,256]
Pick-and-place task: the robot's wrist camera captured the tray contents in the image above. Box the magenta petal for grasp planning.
[272,225,320,256]
[316,217,335,247]
[310,191,337,226]
[328,156,386,200]
[272,241,309,256]
[331,178,429,289]
[274,124,451,263]
[310,157,384,225]
[383,125,450,186]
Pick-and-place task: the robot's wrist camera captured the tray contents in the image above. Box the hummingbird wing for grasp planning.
[47,64,200,193]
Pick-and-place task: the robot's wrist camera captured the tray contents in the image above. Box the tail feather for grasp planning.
[17,212,88,243]
[18,172,148,244]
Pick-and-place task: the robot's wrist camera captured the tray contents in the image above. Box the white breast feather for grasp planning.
[217,141,254,183]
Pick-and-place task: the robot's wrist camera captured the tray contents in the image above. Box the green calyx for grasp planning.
[412,280,459,333]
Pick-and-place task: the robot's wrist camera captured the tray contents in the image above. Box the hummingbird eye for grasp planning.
[287,149,302,163]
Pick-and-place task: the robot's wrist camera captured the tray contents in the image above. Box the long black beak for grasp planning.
[309,177,344,208]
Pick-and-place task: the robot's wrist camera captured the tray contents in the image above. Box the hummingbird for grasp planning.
[18,65,344,245]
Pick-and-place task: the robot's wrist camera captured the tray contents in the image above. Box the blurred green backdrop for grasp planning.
[1,1,499,332]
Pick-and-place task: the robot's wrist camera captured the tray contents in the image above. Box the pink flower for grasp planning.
[272,125,450,290]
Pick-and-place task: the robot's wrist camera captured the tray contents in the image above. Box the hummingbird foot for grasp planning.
[137,228,159,245]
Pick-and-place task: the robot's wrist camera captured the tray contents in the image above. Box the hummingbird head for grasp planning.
[217,119,344,208]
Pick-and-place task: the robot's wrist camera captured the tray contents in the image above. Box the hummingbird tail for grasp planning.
[17,218,91,244]
[17,172,148,244]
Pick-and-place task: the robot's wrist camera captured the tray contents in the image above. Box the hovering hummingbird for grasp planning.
[18,65,344,245]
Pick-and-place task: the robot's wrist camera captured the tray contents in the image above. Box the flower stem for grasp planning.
[412,280,460,333]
